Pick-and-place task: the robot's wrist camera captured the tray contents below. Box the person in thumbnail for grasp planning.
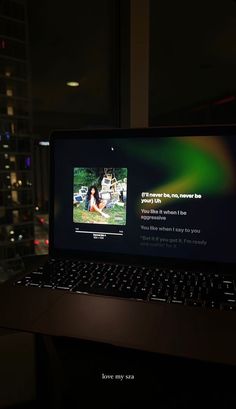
[85,185,110,218]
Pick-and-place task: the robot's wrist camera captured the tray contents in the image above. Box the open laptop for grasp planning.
[14,125,236,312]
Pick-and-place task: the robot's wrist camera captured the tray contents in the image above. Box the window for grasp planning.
[0,17,25,40]
[0,1,25,22]
[149,0,236,125]
[0,0,119,269]
[6,88,13,96]
[7,105,14,115]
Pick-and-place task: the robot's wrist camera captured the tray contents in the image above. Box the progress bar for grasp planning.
[75,230,123,236]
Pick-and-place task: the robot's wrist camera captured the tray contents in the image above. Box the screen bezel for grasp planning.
[49,125,236,273]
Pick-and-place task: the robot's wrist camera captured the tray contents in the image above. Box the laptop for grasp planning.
[14,125,236,312]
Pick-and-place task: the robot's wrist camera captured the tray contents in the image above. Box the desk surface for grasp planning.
[0,255,236,366]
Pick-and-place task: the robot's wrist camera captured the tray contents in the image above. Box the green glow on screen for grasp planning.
[125,137,234,195]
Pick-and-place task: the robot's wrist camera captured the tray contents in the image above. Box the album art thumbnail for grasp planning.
[73,167,127,225]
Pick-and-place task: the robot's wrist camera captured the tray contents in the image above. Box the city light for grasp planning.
[66,81,79,87]
[39,141,49,146]
[6,89,13,97]
[1,1,35,265]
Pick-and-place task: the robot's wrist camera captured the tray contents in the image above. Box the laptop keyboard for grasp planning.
[14,259,236,311]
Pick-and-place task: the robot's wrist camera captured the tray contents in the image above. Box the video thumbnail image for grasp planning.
[73,167,127,225]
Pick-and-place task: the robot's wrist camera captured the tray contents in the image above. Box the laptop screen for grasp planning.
[51,127,236,264]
